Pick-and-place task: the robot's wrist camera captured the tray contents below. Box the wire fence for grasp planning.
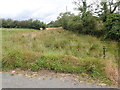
[24,34,119,59]
[2,29,119,60]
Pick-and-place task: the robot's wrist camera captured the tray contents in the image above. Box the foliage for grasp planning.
[104,13,120,41]
[99,0,120,22]
[1,19,46,30]
[67,16,83,32]
[56,12,75,29]
[47,20,62,27]
[73,0,92,18]
[55,11,104,37]
[49,0,120,41]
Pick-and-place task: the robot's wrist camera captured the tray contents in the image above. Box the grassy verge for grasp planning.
[2,28,118,85]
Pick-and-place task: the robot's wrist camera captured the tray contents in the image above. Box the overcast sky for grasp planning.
[0,0,80,23]
[0,0,119,23]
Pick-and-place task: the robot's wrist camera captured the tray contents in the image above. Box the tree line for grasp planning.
[1,19,46,30]
[48,0,120,41]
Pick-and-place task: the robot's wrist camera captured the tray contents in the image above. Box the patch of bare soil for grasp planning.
[46,27,62,30]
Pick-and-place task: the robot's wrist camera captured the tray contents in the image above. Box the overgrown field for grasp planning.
[2,28,118,85]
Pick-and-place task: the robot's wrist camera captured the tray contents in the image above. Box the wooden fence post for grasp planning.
[103,46,106,59]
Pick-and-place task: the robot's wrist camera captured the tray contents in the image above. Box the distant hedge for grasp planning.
[1,18,47,30]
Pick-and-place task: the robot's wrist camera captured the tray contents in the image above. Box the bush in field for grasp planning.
[67,16,83,32]
[105,13,120,41]
[67,13,104,37]
[82,15,104,36]
[81,12,97,33]
[94,18,104,31]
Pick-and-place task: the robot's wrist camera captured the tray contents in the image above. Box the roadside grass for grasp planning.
[2,28,118,85]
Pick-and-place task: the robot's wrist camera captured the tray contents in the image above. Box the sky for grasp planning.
[0,0,119,23]
[0,0,79,23]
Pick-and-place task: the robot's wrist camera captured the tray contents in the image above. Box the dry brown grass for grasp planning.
[105,59,118,85]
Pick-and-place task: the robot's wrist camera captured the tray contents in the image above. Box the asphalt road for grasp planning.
[1,72,107,88]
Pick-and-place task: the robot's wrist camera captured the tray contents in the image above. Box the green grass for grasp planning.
[2,28,118,85]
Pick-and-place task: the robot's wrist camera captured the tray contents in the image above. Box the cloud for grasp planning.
[0,0,78,23]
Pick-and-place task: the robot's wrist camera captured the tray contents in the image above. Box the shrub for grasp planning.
[105,13,120,41]
[67,16,83,32]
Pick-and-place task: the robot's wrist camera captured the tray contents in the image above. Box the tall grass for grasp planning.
[2,28,118,85]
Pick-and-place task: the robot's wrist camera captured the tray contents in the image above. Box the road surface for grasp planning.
[1,71,108,88]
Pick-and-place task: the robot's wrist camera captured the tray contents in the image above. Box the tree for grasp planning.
[32,20,41,29]
[97,0,120,22]
[5,19,14,28]
[104,13,120,41]
[1,19,7,28]
[57,12,74,29]
[73,0,93,18]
